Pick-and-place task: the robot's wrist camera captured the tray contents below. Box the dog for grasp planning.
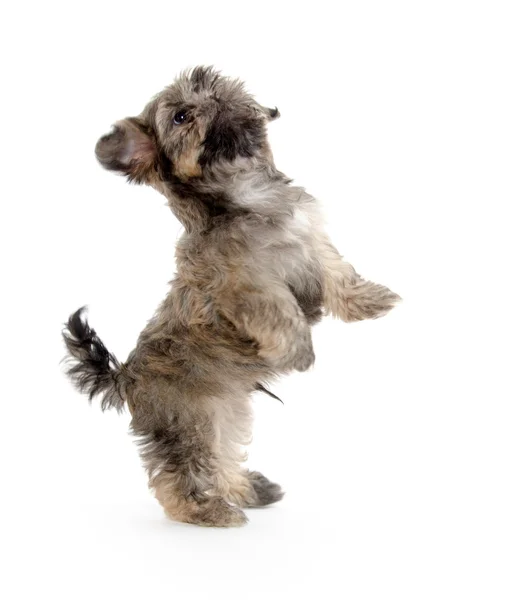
[63,66,400,527]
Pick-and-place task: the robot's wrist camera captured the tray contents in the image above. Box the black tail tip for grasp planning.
[62,306,125,411]
[66,306,89,340]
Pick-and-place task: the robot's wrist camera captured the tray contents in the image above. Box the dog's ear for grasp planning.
[95,118,156,183]
[256,104,280,122]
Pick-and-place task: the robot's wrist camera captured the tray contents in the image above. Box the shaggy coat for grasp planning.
[63,67,400,526]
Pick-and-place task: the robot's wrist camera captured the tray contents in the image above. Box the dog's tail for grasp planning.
[62,307,127,412]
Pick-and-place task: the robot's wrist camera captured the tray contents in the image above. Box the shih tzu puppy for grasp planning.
[63,66,400,527]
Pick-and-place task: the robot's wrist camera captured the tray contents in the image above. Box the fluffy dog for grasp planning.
[63,66,400,527]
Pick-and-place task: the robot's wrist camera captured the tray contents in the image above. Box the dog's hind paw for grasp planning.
[245,471,284,507]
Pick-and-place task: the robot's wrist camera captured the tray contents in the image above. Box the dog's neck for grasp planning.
[160,159,290,232]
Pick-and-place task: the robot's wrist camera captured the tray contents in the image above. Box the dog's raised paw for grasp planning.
[343,280,401,321]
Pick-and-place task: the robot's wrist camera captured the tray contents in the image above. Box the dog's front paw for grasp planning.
[290,345,316,372]
[268,345,315,372]
[277,330,315,372]
[341,280,401,321]
[260,323,315,373]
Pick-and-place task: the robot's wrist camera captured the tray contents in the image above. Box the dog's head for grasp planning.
[95,66,279,186]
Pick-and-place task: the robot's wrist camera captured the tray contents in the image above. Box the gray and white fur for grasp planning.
[63,66,400,527]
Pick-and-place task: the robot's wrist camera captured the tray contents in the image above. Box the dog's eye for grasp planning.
[173,110,188,125]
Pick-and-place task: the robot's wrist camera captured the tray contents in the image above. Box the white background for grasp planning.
[2,1,523,598]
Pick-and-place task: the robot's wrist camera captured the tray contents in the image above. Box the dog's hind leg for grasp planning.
[210,389,284,508]
[136,410,247,527]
